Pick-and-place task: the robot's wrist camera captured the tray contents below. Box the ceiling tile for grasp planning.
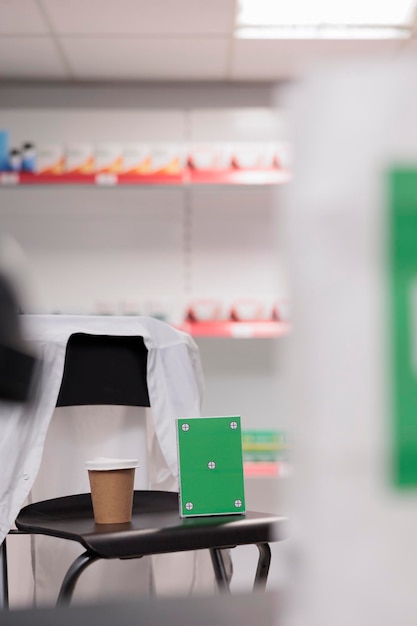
[60,37,230,80]
[231,39,404,81]
[43,0,236,35]
[0,37,68,79]
[0,0,49,34]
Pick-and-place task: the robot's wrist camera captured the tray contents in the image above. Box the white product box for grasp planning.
[273,298,291,322]
[273,142,292,169]
[149,144,184,174]
[229,298,264,321]
[36,144,64,174]
[65,143,94,174]
[230,143,272,169]
[122,144,151,174]
[95,143,123,174]
[186,299,224,322]
[187,143,231,170]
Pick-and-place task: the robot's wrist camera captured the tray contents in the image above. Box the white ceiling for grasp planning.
[0,0,416,82]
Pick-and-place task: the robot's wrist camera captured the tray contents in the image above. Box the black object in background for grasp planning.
[0,274,37,402]
[56,333,150,408]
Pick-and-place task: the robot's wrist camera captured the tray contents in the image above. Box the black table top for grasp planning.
[16,491,288,558]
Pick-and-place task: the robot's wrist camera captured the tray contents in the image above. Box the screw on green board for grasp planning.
[176,416,246,517]
[390,168,417,486]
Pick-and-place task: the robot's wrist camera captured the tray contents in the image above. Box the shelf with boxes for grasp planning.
[176,299,291,338]
[242,429,290,478]
[0,130,291,187]
[37,299,291,340]
[0,169,289,187]
[0,125,291,341]
[177,320,290,338]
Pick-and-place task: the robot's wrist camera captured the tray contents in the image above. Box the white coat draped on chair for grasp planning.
[1,315,223,607]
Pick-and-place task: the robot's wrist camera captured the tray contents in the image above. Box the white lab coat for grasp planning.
[1,315,223,606]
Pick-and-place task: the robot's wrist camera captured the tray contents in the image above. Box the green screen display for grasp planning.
[177,416,246,517]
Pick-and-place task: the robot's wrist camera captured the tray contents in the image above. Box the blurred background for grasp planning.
[3,1,417,623]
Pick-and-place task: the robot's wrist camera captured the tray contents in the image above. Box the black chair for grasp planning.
[10,333,287,606]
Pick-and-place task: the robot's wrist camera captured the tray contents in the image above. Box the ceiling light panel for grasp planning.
[235,26,410,39]
[237,0,417,27]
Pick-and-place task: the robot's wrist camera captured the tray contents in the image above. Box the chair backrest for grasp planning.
[31,333,151,500]
[57,333,150,407]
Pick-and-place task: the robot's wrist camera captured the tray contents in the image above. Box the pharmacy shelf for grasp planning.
[0,172,183,186]
[177,320,290,338]
[187,168,290,185]
[243,461,290,478]
[0,168,290,187]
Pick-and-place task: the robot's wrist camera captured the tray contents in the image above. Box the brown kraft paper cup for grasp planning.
[88,466,136,524]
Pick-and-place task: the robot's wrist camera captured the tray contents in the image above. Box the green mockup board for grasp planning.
[176,416,246,517]
[390,168,417,486]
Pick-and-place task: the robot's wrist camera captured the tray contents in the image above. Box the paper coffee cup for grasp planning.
[86,457,139,524]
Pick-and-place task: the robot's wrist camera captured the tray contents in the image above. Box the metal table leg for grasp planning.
[0,538,9,610]
[57,551,100,606]
[210,548,231,593]
[254,542,271,591]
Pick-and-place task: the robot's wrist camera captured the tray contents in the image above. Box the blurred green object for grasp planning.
[242,429,288,462]
[390,168,417,486]
[0,273,37,402]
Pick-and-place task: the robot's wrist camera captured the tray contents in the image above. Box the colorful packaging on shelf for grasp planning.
[122,144,151,174]
[186,299,223,322]
[65,143,94,174]
[21,142,36,173]
[273,298,291,322]
[229,298,264,321]
[149,144,184,174]
[273,142,292,169]
[241,430,289,463]
[0,130,9,171]
[95,143,123,174]
[230,143,274,169]
[36,144,64,174]
[187,143,231,170]
[8,149,21,172]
